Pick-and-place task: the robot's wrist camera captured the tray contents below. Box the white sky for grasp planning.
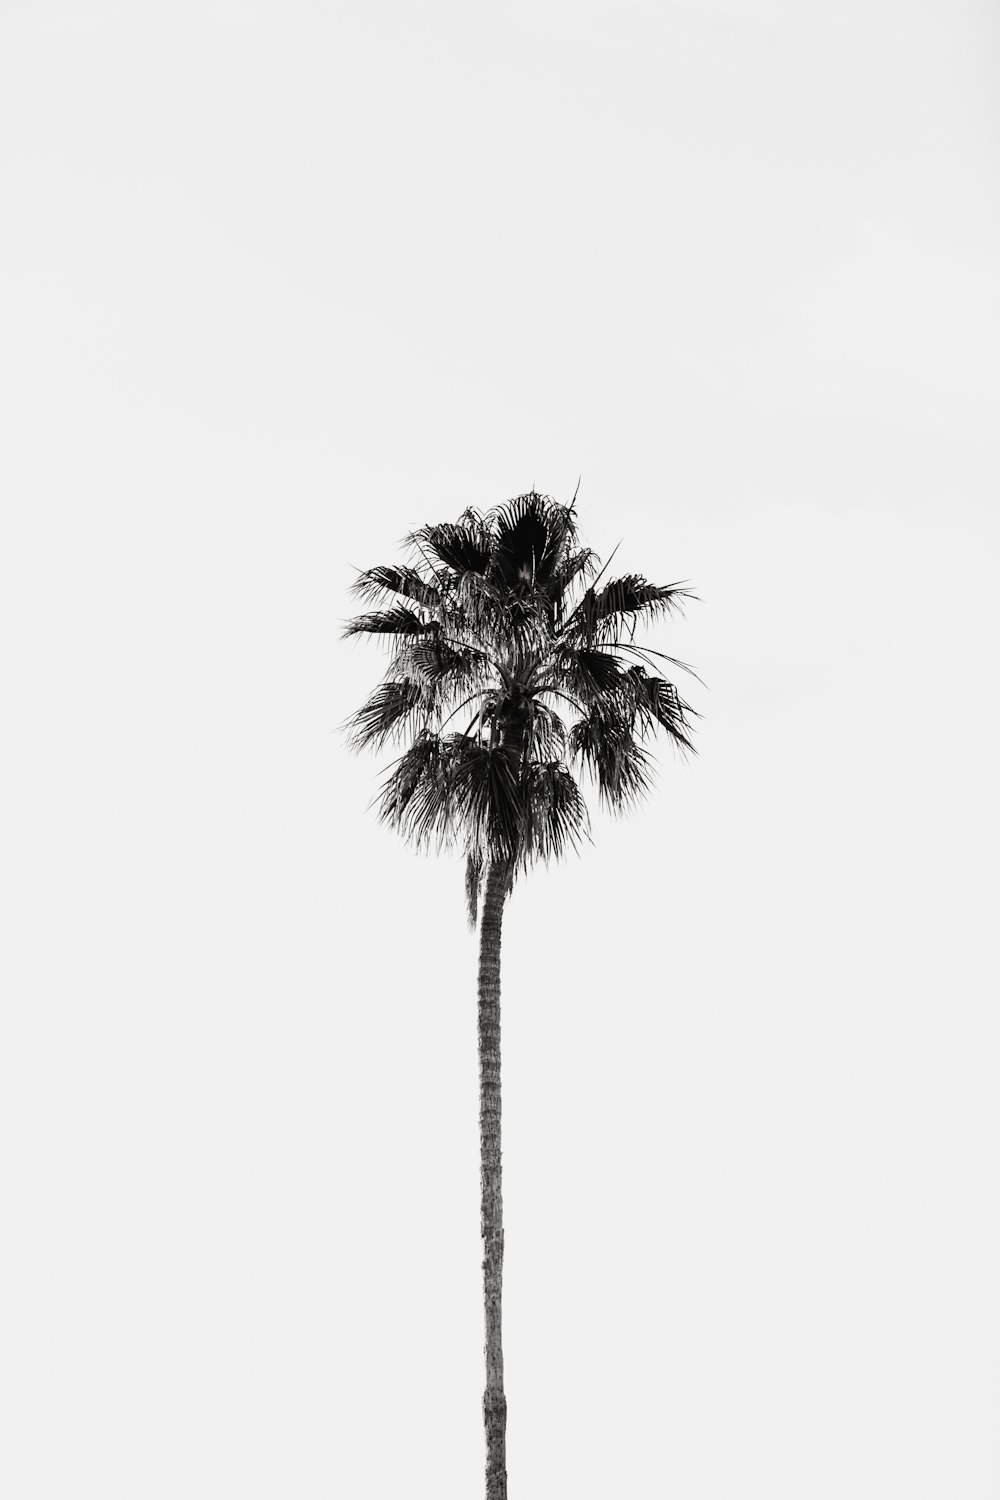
[2,1,999,1495]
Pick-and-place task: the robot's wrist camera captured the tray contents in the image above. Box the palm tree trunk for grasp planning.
[478,859,509,1500]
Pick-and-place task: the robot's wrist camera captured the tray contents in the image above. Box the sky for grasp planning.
[2,1,999,1495]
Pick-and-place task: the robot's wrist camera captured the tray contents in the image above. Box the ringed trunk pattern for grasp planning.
[478,859,509,1500]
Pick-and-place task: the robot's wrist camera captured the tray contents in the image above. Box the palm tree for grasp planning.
[343,490,697,1500]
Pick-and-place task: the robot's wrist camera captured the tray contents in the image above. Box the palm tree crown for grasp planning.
[344,490,697,918]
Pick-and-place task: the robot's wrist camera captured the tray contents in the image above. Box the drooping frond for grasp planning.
[522,761,590,862]
[448,742,524,866]
[625,667,698,754]
[524,701,569,764]
[377,732,461,848]
[465,851,483,931]
[568,702,656,812]
[344,679,427,751]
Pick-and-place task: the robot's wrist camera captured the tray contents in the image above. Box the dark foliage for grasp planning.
[344,490,698,924]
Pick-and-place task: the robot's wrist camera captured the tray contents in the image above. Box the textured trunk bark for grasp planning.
[478,859,509,1500]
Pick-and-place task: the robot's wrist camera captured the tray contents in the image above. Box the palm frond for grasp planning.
[626,667,698,754]
[448,741,524,865]
[522,762,590,862]
[492,492,565,587]
[568,576,694,645]
[395,636,481,688]
[525,701,569,763]
[351,564,440,609]
[568,707,656,812]
[409,518,491,576]
[377,732,461,848]
[607,638,705,685]
[343,605,438,641]
[455,505,489,534]
[545,547,599,618]
[548,645,626,702]
[344,678,427,751]
[451,570,554,665]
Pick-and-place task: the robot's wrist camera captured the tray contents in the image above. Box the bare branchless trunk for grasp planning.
[478,859,509,1500]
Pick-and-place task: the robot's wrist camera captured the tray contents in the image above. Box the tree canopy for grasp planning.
[344,490,698,922]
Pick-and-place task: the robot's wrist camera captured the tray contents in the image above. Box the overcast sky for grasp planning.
[2,2,999,1496]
